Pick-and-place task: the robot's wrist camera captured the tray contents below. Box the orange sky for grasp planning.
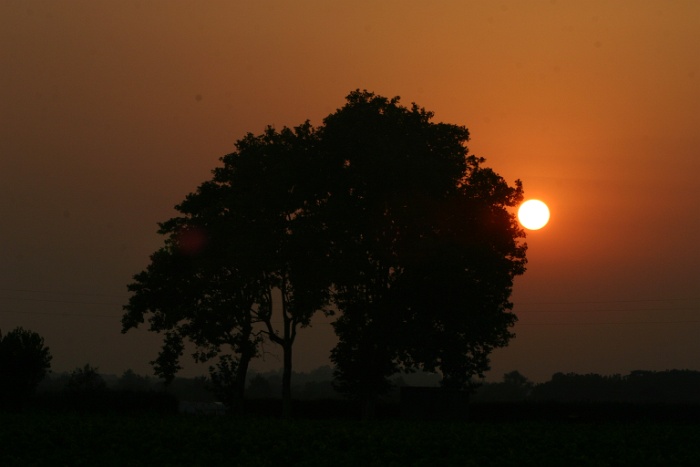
[2,0,699,382]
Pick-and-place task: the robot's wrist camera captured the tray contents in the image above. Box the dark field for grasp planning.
[2,409,700,466]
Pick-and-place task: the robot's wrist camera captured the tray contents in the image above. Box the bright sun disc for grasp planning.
[518,199,550,230]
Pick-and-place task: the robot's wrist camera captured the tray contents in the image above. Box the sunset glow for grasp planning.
[3,1,700,384]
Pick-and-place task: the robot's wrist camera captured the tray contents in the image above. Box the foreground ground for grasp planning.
[2,410,700,466]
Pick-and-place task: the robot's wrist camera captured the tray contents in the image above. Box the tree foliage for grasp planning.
[66,364,107,393]
[322,91,526,408]
[0,327,52,400]
[122,123,332,415]
[123,90,527,416]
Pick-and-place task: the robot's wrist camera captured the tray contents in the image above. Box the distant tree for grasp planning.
[322,91,527,416]
[530,370,700,404]
[503,370,534,392]
[626,370,700,403]
[474,371,534,402]
[164,376,216,403]
[530,372,623,402]
[0,327,52,401]
[66,364,107,393]
[115,369,152,392]
[122,123,332,417]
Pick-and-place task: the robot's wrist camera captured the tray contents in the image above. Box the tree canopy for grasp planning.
[322,92,526,413]
[122,122,332,415]
[123,90,527,416]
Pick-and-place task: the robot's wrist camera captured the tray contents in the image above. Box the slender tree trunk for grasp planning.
[230,309,255,415]
[261,279,296,419]
[281,279,294,419]
[282,341,292,418]
[232,351,251,414]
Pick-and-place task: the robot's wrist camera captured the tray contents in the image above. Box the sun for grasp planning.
[518,199,550,230]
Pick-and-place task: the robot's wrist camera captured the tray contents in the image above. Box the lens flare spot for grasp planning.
[176,226,208,256]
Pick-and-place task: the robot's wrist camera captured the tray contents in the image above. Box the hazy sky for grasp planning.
[2,0,699,382]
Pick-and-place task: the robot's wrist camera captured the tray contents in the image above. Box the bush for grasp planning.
[0,327,52,404]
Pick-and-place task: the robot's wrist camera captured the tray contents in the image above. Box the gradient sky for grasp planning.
[2,0,699,382]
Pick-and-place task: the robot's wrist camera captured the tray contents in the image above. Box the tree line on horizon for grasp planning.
[229,367,700,405]
[34,362,700,407]
[471,369,700,404]
[4,326,700,411]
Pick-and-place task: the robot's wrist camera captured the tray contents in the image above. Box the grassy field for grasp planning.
[2,410,700,466]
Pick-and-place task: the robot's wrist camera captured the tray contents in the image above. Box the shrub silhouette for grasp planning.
[66,364,107,393]
[0,327,52,403]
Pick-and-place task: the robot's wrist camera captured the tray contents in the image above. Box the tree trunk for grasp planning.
[230,314,255,415]
[280,277,295,419]
[261,280,296,419]
[282,341,293,419]
[231,352,251,414]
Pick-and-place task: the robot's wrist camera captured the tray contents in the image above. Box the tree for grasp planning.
[122,243,260,411]
[122,123,332,417]
[123,89,526,419]
[66,364,107,393]
[390,161,526,390]
[322,91,526,415]
[212,123,333,416]
[0,327,52,401]
[115,369,152,392]
[475,371,534,402]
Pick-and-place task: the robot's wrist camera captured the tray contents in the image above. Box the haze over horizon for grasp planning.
[2,1,699,383]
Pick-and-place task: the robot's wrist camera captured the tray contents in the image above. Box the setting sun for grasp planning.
[518,199,550,230]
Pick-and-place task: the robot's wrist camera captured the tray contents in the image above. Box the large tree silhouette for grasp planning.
[123,90,526,418]
[122,123,331,416]
[322,91,527,415]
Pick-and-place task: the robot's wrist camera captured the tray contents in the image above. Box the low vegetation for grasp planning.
[8,366,700,463]
[2,410,699,465]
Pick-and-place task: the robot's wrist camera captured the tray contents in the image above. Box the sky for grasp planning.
[2,0,699,383]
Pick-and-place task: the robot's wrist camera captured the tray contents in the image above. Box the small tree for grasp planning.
[0,327,52,401]
[475,371,534,402]
[66,364,107,393]
[115,369,151,392]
